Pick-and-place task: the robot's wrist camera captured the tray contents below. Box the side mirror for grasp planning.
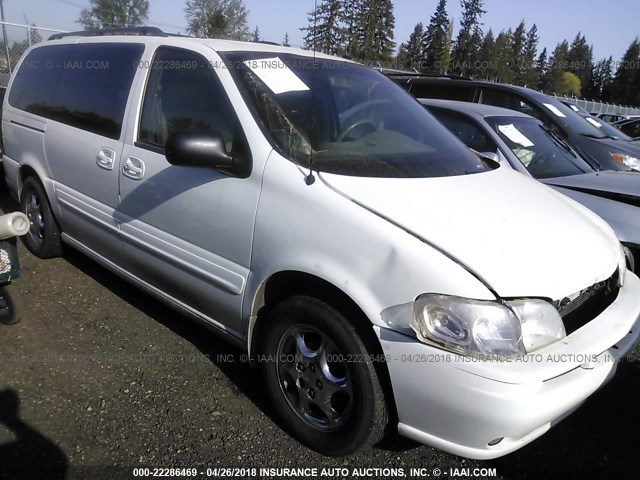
[165,130,250,177]
[480,151,500,163]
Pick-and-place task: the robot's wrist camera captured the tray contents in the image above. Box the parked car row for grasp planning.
[2,28,640,461]
[561,102,639,144]
[386,73,640,266]
[418,99,640,268]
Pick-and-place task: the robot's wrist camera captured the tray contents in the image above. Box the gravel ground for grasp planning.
[1,189,639,480]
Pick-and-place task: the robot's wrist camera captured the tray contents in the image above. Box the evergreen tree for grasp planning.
[400,23,425,71]
[610,38,640,105]
[537,47,549,91]
[79,0,149,30]
[567,33,593,89]
[521,24,539,88]
[356,0,396,62]
[423,0,452,74]
[478,28,497,79]
[584,57,613,101]
[493,29,514,83]
[283,33,290,47]
[185,0,250,40]
[340,0,362,59]
[251,26,260,42]
[510,20,526,84]
[301,0,343,55]
[451,0,486,76]
[544,40,570,93]
[599,57,616,102]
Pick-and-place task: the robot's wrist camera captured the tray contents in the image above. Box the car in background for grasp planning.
[420,98,640,268]
[595,113,636,124]
[615,118,640,139]
[387,74,640,173]
[562,102,640,146]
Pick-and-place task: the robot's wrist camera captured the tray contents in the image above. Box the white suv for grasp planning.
[2,28,640,459]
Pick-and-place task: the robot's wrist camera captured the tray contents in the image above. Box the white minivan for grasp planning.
[2,28,640,459]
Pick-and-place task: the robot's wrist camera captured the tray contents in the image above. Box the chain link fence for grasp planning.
[0,21,66,87]
[551,94,640,117]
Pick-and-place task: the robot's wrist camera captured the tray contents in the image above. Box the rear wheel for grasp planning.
[261,295,387,456]
[20,176,62,259]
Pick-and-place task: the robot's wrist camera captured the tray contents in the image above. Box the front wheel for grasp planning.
[261,295,388,456]
[0,283,25,325]
[20,176,62,259]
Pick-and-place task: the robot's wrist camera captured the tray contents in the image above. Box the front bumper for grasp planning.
[378,271,640,460]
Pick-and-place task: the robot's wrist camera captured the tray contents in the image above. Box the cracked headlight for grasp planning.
[411,294,566,357]
[508,299,566,352]
[610,152,640,171]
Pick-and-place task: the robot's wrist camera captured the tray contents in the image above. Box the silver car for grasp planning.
[421,99,640,270]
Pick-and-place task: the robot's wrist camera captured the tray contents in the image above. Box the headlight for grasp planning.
[411,294,566,357]
[610,152,640,171]
[508,299,566,352]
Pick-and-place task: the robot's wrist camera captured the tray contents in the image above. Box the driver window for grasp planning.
[138,47,239,152]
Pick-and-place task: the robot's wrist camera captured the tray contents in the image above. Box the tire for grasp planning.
[0,283,25,325]
[261,295,388,456]
[19,176,62,259]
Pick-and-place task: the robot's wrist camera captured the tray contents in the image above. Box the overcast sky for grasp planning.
[4,0,639,61]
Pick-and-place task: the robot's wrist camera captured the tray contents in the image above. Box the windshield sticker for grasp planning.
[244,57,310,95]
[543,103,567,118]
[498,124,535,148]
[586,117,603,128]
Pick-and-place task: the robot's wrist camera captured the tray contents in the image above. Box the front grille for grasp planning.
[557,270,620,335]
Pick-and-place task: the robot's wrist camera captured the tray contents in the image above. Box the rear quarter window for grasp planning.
[408,82,477,102]
[9,43,144,139]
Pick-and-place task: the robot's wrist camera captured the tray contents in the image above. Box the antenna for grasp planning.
[305,0,318,186]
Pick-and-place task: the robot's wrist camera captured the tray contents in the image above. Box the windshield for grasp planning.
[486,116,594,179]
[581,115,634,141]
[222,52,489,178]
[532,95,608,139]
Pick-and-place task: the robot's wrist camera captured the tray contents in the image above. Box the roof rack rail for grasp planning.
[49,26,168,41]
[382,70,472,81]
[253,40,281,46]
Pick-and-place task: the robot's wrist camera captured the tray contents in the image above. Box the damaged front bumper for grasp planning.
[377,271,640,460]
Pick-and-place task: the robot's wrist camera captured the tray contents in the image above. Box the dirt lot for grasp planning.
[1,188,639,480]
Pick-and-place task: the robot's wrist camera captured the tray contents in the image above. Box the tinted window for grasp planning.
[10,43,143,139]
[619,119,640,138]
[480,89,551,124]
[139,48,239,152]
[428,107,498,154]
[409,82,477,102]
[224,52,488,178]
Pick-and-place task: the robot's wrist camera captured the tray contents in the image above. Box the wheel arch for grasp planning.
[247,270,398,428]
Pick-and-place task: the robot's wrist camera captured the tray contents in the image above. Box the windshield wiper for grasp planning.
[539,124,576,157]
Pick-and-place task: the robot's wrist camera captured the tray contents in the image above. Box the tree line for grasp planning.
[77,0,640,106]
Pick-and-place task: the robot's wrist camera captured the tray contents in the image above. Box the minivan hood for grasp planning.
[542,172,640,200]
[320,166,619,301]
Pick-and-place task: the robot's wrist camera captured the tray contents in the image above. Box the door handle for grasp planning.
[123,157,145,180]
[97,148,116,170]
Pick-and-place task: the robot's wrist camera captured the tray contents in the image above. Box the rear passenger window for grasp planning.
[138,48,239,152]
[480,89,552,125]
[9,43,143,139]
